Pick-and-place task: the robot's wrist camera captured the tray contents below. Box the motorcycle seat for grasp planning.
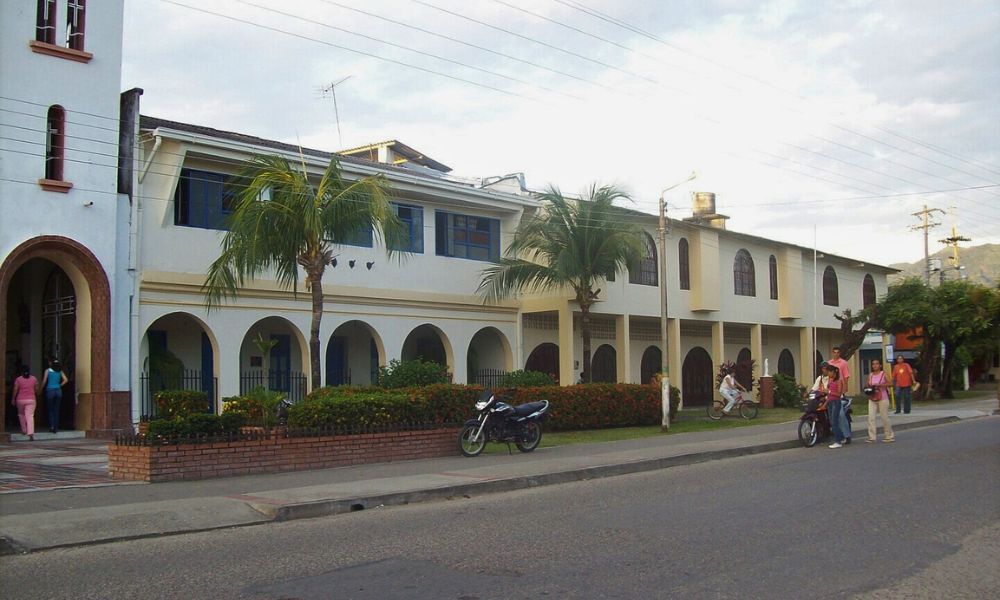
[512,401,547,417]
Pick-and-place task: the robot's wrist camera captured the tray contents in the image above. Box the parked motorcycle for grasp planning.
[459,390,549,457]
[797,390,852,447]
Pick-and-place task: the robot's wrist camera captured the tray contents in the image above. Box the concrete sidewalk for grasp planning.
[0,396,995,555]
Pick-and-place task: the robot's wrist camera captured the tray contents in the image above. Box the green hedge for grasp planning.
[289,383,676,431]
[147,412,246,439]
[376,358,450,388]
[153,389,208,419]
[222,386,286,427]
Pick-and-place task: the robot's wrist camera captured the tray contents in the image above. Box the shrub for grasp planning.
[222,386,286,427]
[509,384,667,431]
[290,384,479,429]
[772,373,806,408]
[377,358,450,388]
[147,412,246,439]
[500,370,556,388]
[153,390,208,420]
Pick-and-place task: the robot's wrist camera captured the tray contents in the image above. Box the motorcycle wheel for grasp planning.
[798,418,818,447]
[515,421,542,453]
[459,424,486,457]
[739,402,759,420]
[707,401,725,420]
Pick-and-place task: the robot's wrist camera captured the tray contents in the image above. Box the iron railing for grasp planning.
[140,370,217,419]
[475,368,510,389]
[240,370,308,402]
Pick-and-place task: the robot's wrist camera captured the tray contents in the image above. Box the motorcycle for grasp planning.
[797,390,853,447]
[459,390,549,457]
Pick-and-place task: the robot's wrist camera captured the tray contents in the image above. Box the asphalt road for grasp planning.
[1,418,997,599]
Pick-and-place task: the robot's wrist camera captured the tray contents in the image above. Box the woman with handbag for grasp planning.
[865,359,895,443]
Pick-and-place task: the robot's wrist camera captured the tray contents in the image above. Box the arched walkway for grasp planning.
[0,236,123,433]
[326,320,384,386]
[467,327,512,387]
[240,317,309,401]
[142,313,219,416]
[682,346,714,407]
[640,346,662,385]
[401,324,453,372]
[525,343,559,383]
[591,344,617,383]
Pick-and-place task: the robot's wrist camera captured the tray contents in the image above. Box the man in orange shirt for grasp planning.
[892,355,915,414]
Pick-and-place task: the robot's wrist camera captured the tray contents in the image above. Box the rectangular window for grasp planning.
[435,210,500,262]
[36,0,57,44]
[66,0,86,51]
[174,169,241,230]
[390,202,424,253]
[341,226,374,248]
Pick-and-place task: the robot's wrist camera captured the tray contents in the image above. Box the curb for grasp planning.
[1,415,966,554]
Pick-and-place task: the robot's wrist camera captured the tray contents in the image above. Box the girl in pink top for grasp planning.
[11,366,38,440]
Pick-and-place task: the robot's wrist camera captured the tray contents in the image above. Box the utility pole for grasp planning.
[909,204,945,285]
[938,211,971,282]
[317,75,352,148]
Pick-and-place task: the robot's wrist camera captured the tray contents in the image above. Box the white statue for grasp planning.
[763,358,770,377]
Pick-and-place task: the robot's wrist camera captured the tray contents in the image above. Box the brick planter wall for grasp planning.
[109,428,458,482]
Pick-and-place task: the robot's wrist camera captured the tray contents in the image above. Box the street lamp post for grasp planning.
[659,172,697,432]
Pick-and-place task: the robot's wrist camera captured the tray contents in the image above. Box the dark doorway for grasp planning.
[591,345,617,383]
[736,347,753,390]
[269,334,291,393]
[41,266,77,430]
[640,346,662,384]
[525,343,559,383]
[682,347,714,407]
[778,349,795,378]
[326,336,347,386]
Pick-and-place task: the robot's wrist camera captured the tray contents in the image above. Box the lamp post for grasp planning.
[659,172,697,431]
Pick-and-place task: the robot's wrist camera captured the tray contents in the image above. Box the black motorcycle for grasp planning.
[459,390,549,457]
[797,390,852,447]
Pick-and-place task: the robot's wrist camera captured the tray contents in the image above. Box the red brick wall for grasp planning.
[108,428,458,482]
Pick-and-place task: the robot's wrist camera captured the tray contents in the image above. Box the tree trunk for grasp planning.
[917,338,939,401]
[580,302,592,384]
[939,341,957,399]
[308,273,323,392]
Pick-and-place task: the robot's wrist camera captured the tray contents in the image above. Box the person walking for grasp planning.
[892,355,915,414]
[11,365,39,441]
[865,359,895,443]
[827,365,850,449]
[42,358,69,434]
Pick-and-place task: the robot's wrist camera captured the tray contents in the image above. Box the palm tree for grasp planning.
[203,154,403,391]
[479,185,647,383]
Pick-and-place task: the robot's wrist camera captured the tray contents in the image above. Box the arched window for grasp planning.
[733,249,756,296]
[678,238,690,290]
[862,274,876,307]
[823,266,839,306]
[769,255,778,300]
[45,105,66,181]
[778,349,795,378]
[629,234,657,286]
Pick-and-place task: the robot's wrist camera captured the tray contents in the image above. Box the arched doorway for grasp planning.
[591,344,617,383]
[736,347,753,390]
[525,343,559,383]
[402,324,452,372]
[142,313,218,417]
[1,236,119,433]
[240,317,308,402]
[682,347,714,407]
[468,327,512,387]
[778,349,795,378]
[326,320,384,387]
[640,346,662,384]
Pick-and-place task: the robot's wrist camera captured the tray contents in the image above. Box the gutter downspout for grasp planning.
[130,134,159,425]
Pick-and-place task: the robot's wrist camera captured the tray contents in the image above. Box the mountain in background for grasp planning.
[888,243,1000,286]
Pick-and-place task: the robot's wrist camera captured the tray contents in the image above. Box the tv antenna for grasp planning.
[316,75,352,148]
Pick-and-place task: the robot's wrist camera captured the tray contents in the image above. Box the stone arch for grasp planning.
[468,326,513,386]
[240,316,310,401]
[0,236,122,433]
[682,346,714,407]
[142,312,220,415]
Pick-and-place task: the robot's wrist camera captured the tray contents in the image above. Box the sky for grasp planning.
[122,0,1000,267]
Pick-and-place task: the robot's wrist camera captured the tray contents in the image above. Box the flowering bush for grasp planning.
[153,390,208,420]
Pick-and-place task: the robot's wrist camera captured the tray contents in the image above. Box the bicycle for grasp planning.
[707,390,759,420]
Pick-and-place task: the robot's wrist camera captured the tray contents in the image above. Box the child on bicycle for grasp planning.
[719,366,747,415]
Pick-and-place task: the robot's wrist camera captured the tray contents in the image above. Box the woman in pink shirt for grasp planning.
[11,366,39,441]
[865,359,895,443]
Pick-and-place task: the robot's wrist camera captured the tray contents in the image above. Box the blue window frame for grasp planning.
[390,203,424,253]
[435,210,500,262]
[341,227,374,248]
[174,168,240,230]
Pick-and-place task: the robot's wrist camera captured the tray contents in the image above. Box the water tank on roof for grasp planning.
[692,192,716,216]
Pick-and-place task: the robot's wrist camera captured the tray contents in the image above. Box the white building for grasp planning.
[1,1,895,436]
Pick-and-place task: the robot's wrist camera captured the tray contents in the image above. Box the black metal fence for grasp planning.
[240,370,308,403]
[140,370,217,419]
[474,368,510,389]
